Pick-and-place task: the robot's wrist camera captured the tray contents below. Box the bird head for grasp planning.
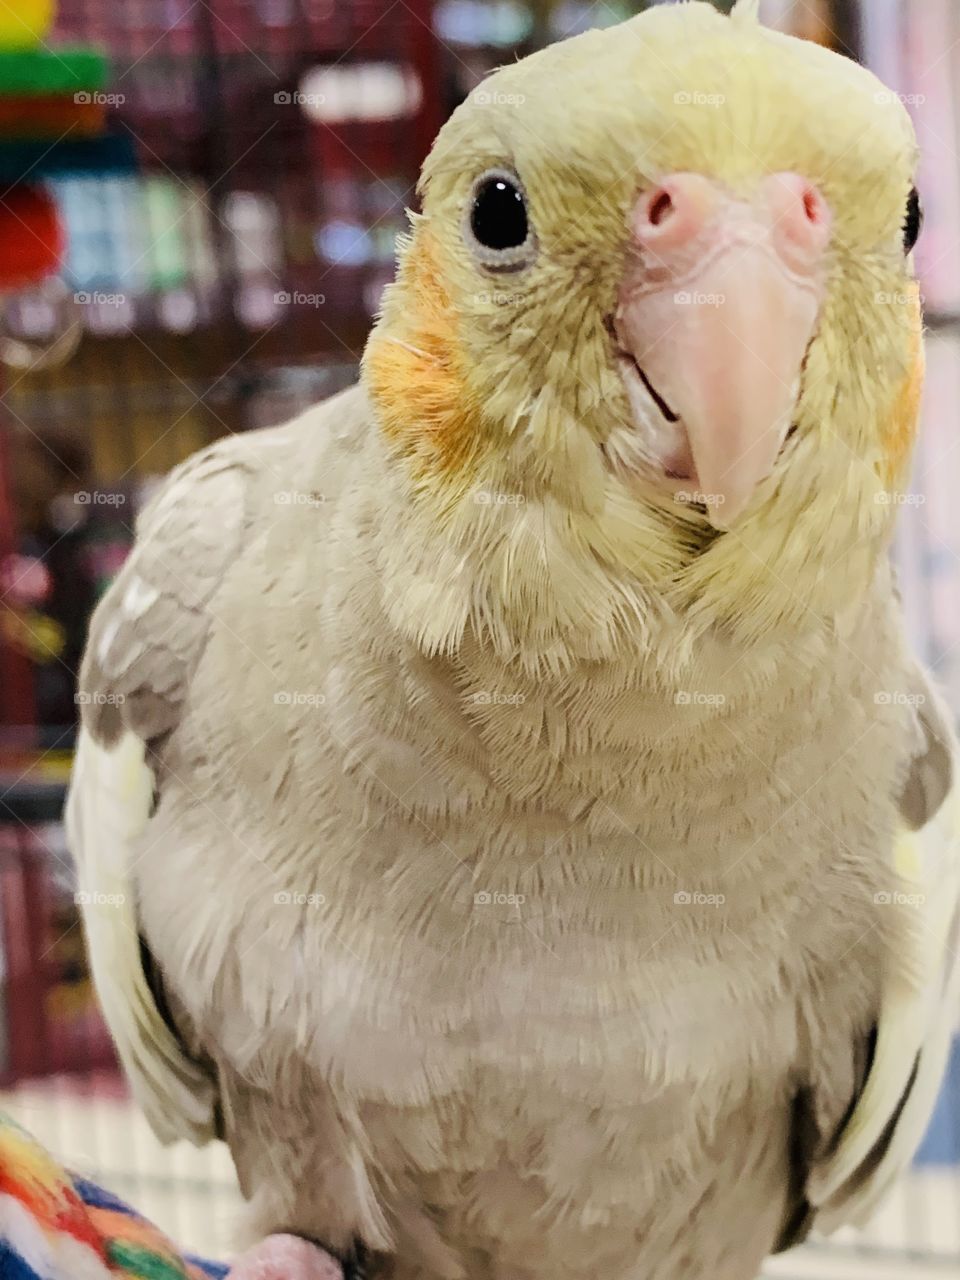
[364,0,923,663]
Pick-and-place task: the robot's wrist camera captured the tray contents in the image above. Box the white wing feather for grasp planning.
[66,727,217,1145]
[811,780,960,1228]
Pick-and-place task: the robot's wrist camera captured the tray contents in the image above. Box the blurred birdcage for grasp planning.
[3,0,443,475]
[0,2,959,1277]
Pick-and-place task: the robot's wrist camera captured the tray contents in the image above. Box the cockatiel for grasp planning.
[67,3,960,1280]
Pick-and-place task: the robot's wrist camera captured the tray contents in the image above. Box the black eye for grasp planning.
[466,171,535,266]
[903,187,923,254]
[471,176,527,249]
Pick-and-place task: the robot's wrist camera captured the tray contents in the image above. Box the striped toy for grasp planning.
[0,1112,228,1280]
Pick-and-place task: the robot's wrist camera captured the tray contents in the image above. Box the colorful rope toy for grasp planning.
[0,1111,228,1280]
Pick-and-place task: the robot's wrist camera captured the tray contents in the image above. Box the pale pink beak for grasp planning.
[615,172,831,528]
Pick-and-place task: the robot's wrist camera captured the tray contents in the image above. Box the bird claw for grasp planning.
[226,1233,345,1280]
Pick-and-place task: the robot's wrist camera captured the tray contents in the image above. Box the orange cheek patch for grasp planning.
[879,290,925,488]
[365,231,483,477]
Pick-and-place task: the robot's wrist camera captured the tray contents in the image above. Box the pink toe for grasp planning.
[227,1233,344,1280]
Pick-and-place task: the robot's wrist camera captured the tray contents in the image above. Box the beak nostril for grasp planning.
[802,188,823,224]
[648,189,675,227]
[765,175,831,259]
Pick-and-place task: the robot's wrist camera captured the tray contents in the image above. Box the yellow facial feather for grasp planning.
[878,287,925,489]
[365,1,924,657]
[364,231,489,483]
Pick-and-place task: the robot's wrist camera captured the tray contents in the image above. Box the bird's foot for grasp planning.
[227,1233,345,1280]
